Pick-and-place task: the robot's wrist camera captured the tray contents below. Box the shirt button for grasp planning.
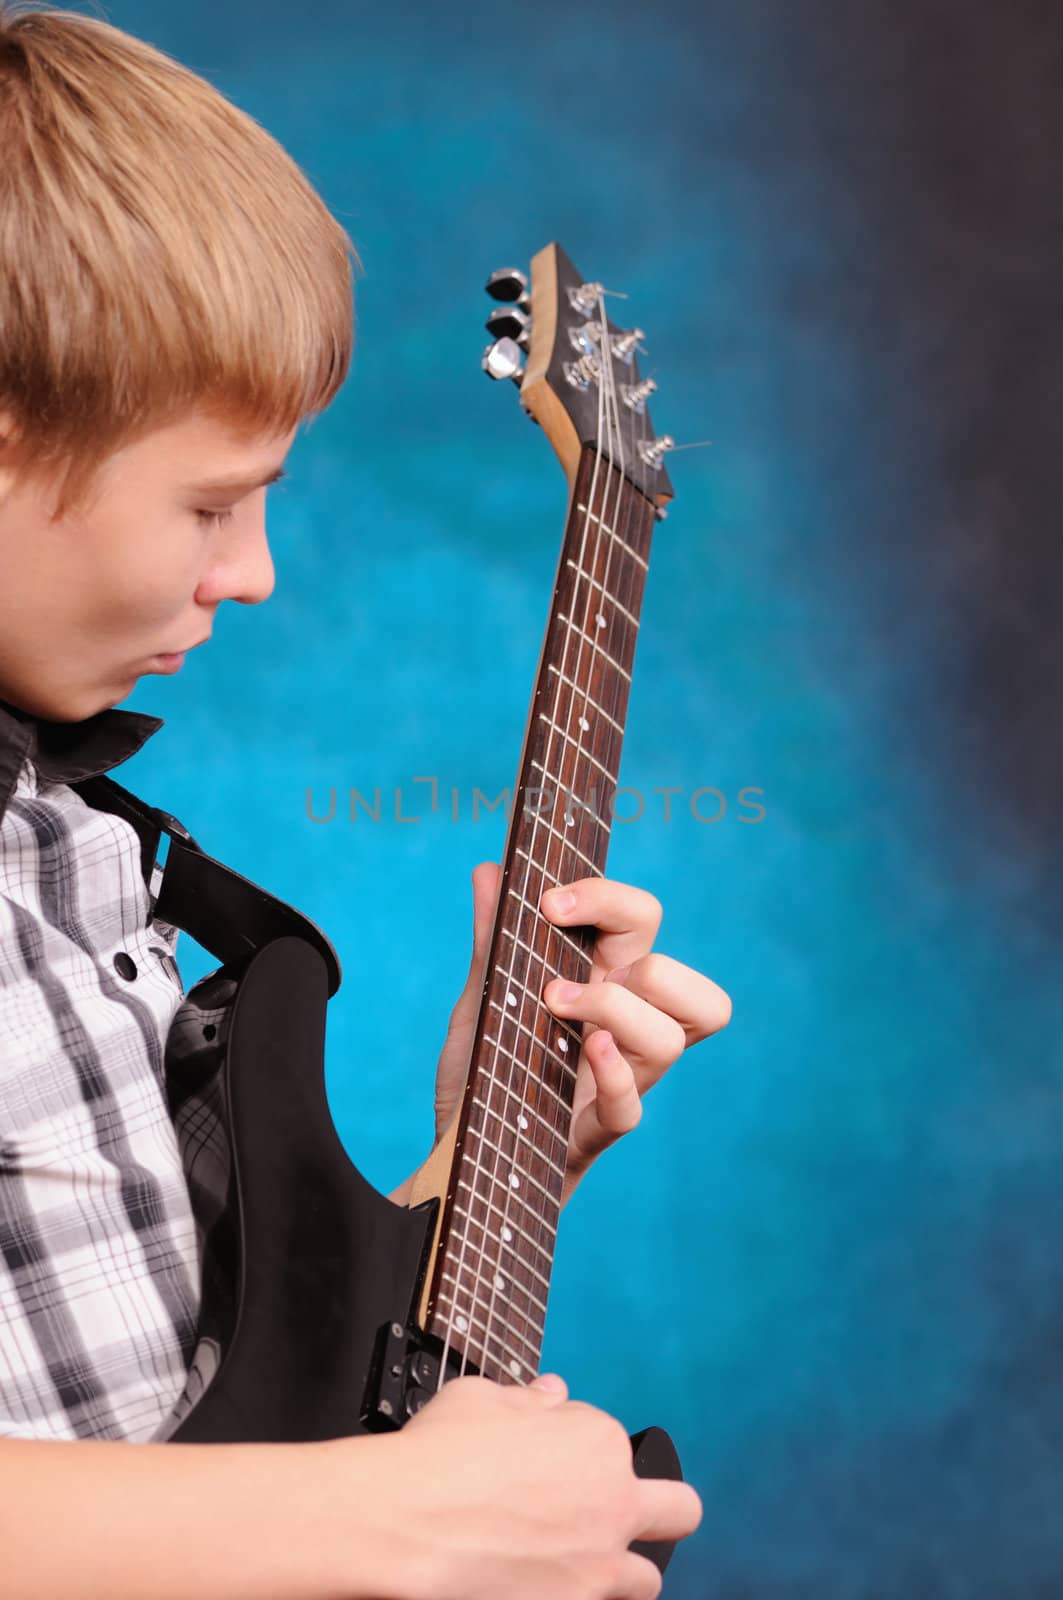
[114,952,138,981]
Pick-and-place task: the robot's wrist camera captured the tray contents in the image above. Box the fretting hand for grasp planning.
[432,861,732,1206]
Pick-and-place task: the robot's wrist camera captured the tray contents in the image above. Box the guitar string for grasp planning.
[511,288,644,1259]
[436,300,616,1390]
[470,287,641,1385]
[470,297,626,1384]
[438,288,649,1389]
[452,290,644,1386]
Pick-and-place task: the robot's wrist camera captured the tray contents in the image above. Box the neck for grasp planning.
[423,445,658,1381]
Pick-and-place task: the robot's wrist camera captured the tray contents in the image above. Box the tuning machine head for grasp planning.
[485,303,530,349]
[482,335,525,384]
[485,267,530,308]
[483,267,532,390]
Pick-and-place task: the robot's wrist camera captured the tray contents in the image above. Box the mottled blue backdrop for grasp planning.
[88,0,1063,1593]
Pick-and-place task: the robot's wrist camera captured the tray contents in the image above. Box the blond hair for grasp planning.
[0,2,355,509]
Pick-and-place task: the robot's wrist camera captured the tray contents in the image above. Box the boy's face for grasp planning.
[0,411,294,723]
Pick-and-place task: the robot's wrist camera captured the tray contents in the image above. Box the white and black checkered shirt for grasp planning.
[0,700,228,1442]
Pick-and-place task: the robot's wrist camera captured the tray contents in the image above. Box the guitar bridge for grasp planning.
[363,1321,481,1431]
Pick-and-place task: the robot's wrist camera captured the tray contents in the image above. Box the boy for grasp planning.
[0,5,729,1596]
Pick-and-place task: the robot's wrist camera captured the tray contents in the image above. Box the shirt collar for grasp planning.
[0,698,164,826]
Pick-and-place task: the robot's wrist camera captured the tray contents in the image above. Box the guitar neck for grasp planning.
[423,444,657,1381]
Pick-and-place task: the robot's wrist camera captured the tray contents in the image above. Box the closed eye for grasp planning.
[194,473,285,530]
[196,507,237,529]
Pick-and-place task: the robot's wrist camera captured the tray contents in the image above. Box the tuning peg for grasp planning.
[482,336,525,384]
[621,376,657,414]
[485,267,530,307]
[567,281,605,315]
[637,433,675,471]
[612,327,646,364]
[486,304,531,349]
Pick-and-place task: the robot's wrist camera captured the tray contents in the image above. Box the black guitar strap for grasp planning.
[69,771,342,998]
[64,771,345,1408]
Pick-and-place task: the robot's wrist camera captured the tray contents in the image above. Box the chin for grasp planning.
[41,688,126,724]
[0,671,132,723]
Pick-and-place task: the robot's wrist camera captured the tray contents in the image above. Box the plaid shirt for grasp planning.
[0,700,227,1442]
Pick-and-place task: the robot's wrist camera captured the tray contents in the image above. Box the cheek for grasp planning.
[61,565,195,659]
[94,543,201,632]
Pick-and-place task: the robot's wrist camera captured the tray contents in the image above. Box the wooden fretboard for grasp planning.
[424,444,658,1382]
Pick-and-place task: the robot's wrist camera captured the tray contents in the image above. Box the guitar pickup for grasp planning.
[363,1321,481,1430]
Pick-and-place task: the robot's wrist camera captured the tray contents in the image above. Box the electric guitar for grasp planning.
[170,241,686,1577]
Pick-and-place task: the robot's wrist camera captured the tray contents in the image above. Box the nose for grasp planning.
[195,497,276,608]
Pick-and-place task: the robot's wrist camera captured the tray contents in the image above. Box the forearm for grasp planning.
[0,1431,414,1600]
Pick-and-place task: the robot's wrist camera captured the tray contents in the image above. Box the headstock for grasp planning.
[482,242,675,512]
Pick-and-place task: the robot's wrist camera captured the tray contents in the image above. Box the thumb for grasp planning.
[526,1372,569,1403]
[449,861,502,1028]
[468,859,501,969]
[436,862,503,1138]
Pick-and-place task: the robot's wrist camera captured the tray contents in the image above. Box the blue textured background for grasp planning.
[87,0,1063,1592]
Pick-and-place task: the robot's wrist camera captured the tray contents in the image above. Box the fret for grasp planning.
[437,1272,540,1354]
[464,1094,569,1196]
[482,1354,537,1385]
[445,1171,556,1296]
[555,614,633,681]
[550,608,633,678]
[480,1032,574,1112]
[528,729,614,796]
[499,913,592,969]
[480,940,589,1043]
[533,724,615,785]
[511,893,595,958]
[515,810,603,872]
[447,1208,555,1298]
[449,1198,556,1272]
[525,761,611,825]
[461,1128,566,1205]
[494,922,552,978]
[432,1298,542,1377]
[564,560,642,631]
[471,1118,567,1184]
[525,770,613,842]
[441,1264,549,1322]
[437,1266,542,1342]
[575,502,649,571]
[454,1176,558,1240]
[432,1292,541,1368]
[553,627,633,709]
[495,859,601,934]
[486,996,581,1073]
[515,806,605,870]
[515,842,602,887]
[470,1081,569,1158]
[545,665,624,734]
[471,1090,568,1158]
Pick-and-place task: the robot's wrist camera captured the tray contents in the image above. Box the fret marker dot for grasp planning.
[455,1314,469,1333]
[495,1273,506,1290]
[595,612,607,629]
[509,1359,521,1377]
[518,1114,529,1130]
[578,716,590,731]
[506,990,518,1008]
[565,813,575,827]
[558,1036,569,1052]
[502,1225,513,1242]
[510,1174,520,1190]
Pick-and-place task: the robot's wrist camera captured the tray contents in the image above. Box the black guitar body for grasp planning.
[170,937,682,1575]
